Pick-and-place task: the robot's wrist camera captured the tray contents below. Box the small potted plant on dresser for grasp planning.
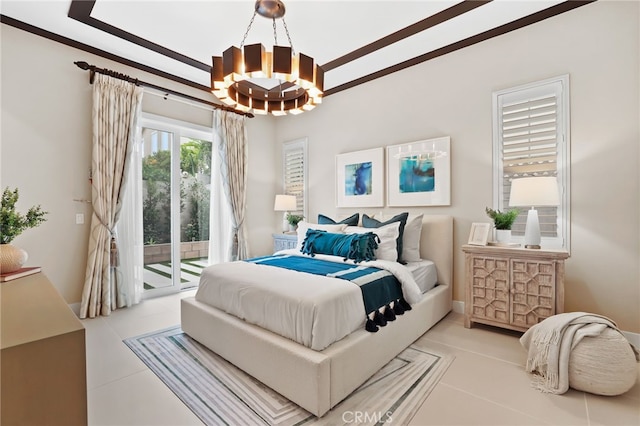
[485,207,518,244]
[0,187,48,273]
[286,213,304,232]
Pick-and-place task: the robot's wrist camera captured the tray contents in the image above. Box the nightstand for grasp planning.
[273,233,297,252]
[462,244,569,332]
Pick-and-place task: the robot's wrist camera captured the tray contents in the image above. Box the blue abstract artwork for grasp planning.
[344,162,372,196]
[399,156,435,193]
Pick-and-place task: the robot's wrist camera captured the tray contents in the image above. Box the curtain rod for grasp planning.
[73,61,253,118]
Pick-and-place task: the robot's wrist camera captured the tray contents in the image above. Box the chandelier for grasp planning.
[211,0,324,116]
[393,141,448,160]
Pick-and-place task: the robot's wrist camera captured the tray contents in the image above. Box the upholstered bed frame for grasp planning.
[181,215,453,417]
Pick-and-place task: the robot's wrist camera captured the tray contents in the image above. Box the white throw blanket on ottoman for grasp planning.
[520,312,621,394]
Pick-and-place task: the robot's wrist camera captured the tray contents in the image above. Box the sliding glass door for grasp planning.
[139,115,212,297]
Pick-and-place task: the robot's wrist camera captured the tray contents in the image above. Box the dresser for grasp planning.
[273,233,298,252]
[462,244,569,332]
[1,272,88,425]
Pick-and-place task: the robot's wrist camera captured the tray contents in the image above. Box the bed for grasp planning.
[181,214,453,417]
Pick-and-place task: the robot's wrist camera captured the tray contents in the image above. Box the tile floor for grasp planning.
[83,291,640,425]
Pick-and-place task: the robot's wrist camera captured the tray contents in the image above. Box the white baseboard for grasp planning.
[453,300,639,347]
[69,302,81,318]
[622,331,640,349]
[452,300,464,315]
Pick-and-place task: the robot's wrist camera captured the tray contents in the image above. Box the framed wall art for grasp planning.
[468,222,491,246]
[335,147,384,208]
[386,136,451,206]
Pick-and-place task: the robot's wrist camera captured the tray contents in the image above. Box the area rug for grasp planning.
[124,326,453,425]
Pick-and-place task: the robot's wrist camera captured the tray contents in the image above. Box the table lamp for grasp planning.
[509,176,559,249]
[274,194,297,233]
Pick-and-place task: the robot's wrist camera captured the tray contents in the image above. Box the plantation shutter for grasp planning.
[494,77,569,246]
[283,139,307,217]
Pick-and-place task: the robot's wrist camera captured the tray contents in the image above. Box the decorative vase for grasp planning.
[0,244,28,273]
[495,229,511,244]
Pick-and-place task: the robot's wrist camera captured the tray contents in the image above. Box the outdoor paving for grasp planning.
[144,258,208,289]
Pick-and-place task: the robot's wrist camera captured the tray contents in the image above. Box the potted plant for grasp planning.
[485,207,519,243]
[0,187,48,273]
[286,213,304,232]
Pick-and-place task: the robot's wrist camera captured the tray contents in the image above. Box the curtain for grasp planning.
[113,126,144,308]
[208,132,233,265]
[210,110,249,262]
[80,74,143,319]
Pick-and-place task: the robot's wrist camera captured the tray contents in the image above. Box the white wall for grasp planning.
[274,1,640,332]
[0,24,277,303]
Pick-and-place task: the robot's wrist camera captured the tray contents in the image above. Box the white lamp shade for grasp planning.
[509,177,560,207]
[274,194,297,211]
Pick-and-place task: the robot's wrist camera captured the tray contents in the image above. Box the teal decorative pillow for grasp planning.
[317,213,359,226]
[362,213,409,263]
[301,229,378,263]
[345,222,399,262]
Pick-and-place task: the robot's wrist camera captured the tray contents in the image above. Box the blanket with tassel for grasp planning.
[520,312,622,394]
[246,254,412,332]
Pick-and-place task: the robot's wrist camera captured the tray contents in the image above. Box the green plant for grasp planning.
[286,213,304,226]
[184,180,210,242]
[142,150,171,183]
[0,187,48,244]
[142,180,170,245]
[485,207,519,230]
[180,140,212,177]
[142,139,212,246]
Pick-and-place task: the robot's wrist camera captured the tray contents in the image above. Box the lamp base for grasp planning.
[523,208,541,249]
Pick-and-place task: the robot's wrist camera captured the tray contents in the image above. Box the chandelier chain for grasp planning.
[272,18,278,46]
[240,11,258,49]
[281,17,295,55]
[240,9,295,54]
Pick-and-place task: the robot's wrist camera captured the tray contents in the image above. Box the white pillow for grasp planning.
[402,214,423,262]
[345,221,400,262]
[295,221,347,251]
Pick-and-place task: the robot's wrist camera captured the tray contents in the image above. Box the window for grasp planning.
[492,75,570,250]
[282,138,308,218]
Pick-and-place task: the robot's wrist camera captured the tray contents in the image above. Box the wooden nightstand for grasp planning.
[462,244,569,332]
[273,233,297,252]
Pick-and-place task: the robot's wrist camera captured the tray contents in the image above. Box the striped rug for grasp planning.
[124,326,454,425]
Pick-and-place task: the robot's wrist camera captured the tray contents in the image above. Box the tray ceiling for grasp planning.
[1,1,593,97]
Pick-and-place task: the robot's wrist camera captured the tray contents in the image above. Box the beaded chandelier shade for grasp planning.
[211,0,324,116]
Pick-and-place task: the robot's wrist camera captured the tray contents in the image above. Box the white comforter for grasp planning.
[195,251,423,351]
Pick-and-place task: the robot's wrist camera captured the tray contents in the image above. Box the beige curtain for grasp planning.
[214,110,249,261]
[80,74,143,319]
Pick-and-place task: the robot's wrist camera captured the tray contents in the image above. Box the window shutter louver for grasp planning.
[493,76,569,250]
[283,139,307,217]
[501,93,559,237]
